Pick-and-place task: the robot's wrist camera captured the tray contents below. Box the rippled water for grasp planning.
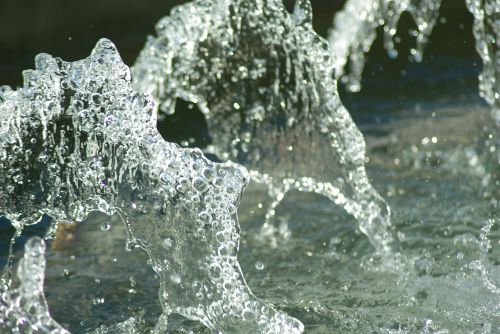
[0,0,499,333]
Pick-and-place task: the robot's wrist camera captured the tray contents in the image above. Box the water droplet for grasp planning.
[162,237,174,249]
[100,222,110,231]
[129,276,137,287]
[92,297,105,305]
[169,273,181,284]
[255,261,265,270]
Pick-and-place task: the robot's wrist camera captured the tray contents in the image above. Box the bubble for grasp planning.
[193,176,209,193]
[100,222,111,231]
[255,261,265,270]
[162,237,174,249]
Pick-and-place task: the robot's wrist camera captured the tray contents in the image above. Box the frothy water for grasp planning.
[131,0,396,253]
[0,237,69,333]
[0,0,499,333]
[0,39,302,333]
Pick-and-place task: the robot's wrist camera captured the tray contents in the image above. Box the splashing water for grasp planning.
[0,0,499,333]
[328,0,443,93]
[466,0,500,137]
[466,0,500,197]
[0,237,69,333]
[0,39,303,333]
[330,0,499,189]
[132,0,397,253]
[329,0,499,112]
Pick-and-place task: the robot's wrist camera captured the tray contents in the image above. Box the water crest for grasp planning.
[132,0,397,253]
[0,39,302,333]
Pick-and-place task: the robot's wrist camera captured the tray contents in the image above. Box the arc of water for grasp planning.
[0,39,303,333]
[132,0,398,253]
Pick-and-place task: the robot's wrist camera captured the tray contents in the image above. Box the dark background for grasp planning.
[0,0,484,140]
[0,1,480,90]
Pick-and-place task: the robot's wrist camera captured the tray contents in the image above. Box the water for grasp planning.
[329,0,443,93]
[0,0,499,333]
[131,0,396,253]
[330,0,499,124]
[0,38,303,333]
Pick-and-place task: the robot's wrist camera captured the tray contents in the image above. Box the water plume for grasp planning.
[132,0,397,253]
[0,39,303,333]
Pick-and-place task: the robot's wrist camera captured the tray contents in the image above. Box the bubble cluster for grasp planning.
[132,0,397,253]
[0,39,302,333]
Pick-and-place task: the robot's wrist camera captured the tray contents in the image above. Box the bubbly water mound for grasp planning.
[329,0,442,92]
[0,238,69,334]
[132,0,396,253]
[0,39,303,333]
